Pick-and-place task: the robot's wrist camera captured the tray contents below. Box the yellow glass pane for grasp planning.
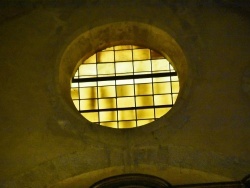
[71,82,78,87]
[134,60,151,73]
[150,50,164,59]
[117,85,134,97]
[153,77,170,82]
[101,122,117,128]
[116,62,133,75]
[153,82,171,94]
[79,82,97,87]
[134,78,152,84]
[78,64,97,76]
[79,87,97,99]
[169,64,174,71]
[155,108,170,118]
[137,109,154,119]
[99,111,117,122]
[98,80,115,86]
[133,49,150,60]
[116,79,133,85]
[97,63,114,75]
[173,94,178,103]
[115,50,132,61]
[71,88,79,99]
[99,98,116,109]
[136,96,153,106]
[98,86,116,98]
[119,121,136,128]
[172,81,179,93]
[114,45,132,50]
[73,70,79,77]
[137,119,154,126]
[73,100,79,110]
[135,83,152,95]
[81,112,99,122]
[80,100,98,110]
[118,110,136,120]
[117,97,134,108]
[84,54,96,64]
[97,51,114,62]
[152,59,169,72]
[154,94,172,105]
[171,76,179,81]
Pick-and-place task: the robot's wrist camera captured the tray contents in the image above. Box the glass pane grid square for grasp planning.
[97,51,114,62]
[118,110,136,121]
[99,98,116,109]
[117,85,134,97]
[80,99,98,110]
[84,54,96,64]
[116,61,133,74]
[100,111,117,122]
[98,86,116,98]
[98,63,115,75]
[115,50,132,61]
[117,97,135,108]
[119,120,137,128]
[78,64,97,76]
[133,49,150,60]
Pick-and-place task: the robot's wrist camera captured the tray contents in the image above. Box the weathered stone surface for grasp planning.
[0,0,249,187]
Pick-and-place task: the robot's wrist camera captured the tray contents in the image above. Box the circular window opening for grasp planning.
[71,45,179,129]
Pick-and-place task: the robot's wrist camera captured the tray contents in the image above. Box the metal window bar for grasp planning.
[169,62,174,105]
[72,72,177,83]
[79,104,174,113]
[95,52,100,124]
[113,46,119,128]
[131,46,138,127]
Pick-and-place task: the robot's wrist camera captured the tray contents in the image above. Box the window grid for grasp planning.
[169,61,174,105]
[77,69,81,111]
[95,53,100,125]
[71,45,179,128]
[131,46,138,127]
[113,47,119,128]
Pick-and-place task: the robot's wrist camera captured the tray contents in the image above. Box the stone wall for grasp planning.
[0,1,249,187]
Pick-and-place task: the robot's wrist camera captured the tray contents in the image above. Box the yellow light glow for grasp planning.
[71,45,179,128]
[115,50,132,61]
[133,49,150,60]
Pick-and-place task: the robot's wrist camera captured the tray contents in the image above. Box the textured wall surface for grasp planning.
[0,0,249,187]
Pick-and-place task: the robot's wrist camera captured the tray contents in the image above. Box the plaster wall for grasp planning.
[0,1,249,187]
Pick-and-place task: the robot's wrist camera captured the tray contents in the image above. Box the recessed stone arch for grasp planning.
[58,21,191,128]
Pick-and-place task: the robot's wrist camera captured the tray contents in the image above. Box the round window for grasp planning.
[71,45,179,128]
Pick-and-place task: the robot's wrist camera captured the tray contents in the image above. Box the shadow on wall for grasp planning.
[90,173,250,188]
